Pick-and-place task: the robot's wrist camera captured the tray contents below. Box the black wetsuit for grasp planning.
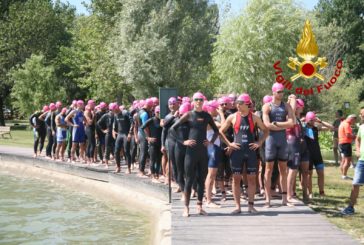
[85,111,96,159]
[45,111,56,157]
[114,110,132,168]
[29,111,47,154]
[174,121,190,190]
[129,109,139,164]
[136,108,150,172]
[95,110,106,160]
[171,110,219,205]
[141,116,162,175]
[97,112,114,161]
[217,110,233,183]
[162,113,178,180]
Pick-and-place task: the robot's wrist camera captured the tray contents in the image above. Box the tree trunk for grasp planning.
[0,96,5,126]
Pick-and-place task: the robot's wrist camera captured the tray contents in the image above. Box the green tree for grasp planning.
[10,54,66,116]
[212,0,306,101]
[111,0,219,98]
[0,0,75,125]
[315,0,364,78]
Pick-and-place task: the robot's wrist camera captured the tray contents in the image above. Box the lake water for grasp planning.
[0,173,150,244]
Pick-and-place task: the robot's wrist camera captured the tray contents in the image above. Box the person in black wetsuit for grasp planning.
[171,92,219,217]
[216,96,233,201]
[39,103,57,159]
[85,101,96,164]
[129,102,139,169]
[29,105,48,157]
[220,93,268,214]
[161,97,180,188]
[135,99,153,177]
[114,105,133,173]
[95,102,108,163]
[97,103,117,168]
[142,106,163,181]
[174,103,191,200]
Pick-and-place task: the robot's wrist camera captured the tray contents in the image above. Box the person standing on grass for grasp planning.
[332,110,344,166]
[339,115,357,180]
[342,109,364,215]
[303,112,334,199]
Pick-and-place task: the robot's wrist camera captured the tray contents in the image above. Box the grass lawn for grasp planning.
[0,129,33,148]
[301,165,364,243]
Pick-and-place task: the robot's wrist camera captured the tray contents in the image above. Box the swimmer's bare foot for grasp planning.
[197,205,208,216]
[173,187,181,193]
[191,190,196,198]
[125,168,131,174]
[231,208,241,215]
[248,206,258,214]
[264,202,271,208]
[182,207,189,217]
[114,167,121,173]
[206,202,221,208]
[33,153,37,158]
[221,191,226,202]
[104,164,109,169]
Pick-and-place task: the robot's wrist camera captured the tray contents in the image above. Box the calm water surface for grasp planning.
[0,173,150,244]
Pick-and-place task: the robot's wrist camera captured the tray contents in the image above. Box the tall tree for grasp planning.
[10,54,66,115]
[0,0,75,125]
[111,0,219,98]
[212,0,306,101]
[316,0,364,78]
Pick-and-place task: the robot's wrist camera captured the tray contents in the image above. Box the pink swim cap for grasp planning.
[272,82,285,93]
[99,102,107,109]
[87,99,95,105]
[193,92,205,100]
[72,100,77,106]
[85,105,91,111]
[182,97,191,104]
[110,102,119,111]
[168,97,177,105]
[77,100,84,106]
[151,97,159,105]
[237,93,252,104]
[154,106,160,113]
[218,96,229,105]
[206,100,219,113]
[262,95,272,104]
[145,98,154,107]
[43,105,49,112]
[228,93,236,101]
[179,103,191,115]
[305,111,316,122]
[56,101,62,108]
[61,107,67,114]
[49,103,56,111]
[138,100,145,108]
[296,99,305,108]
[95,105,100,110]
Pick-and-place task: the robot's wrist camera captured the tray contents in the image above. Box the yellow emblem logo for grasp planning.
[287,20,328,81]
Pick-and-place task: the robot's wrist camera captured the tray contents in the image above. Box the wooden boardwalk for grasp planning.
[171,191,359,245]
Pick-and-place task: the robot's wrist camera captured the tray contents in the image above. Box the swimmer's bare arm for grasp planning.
[65,110,76,127]
[253,114,269,147]
[219,114,239,150]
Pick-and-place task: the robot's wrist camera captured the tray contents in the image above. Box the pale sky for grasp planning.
[59,0,319,15]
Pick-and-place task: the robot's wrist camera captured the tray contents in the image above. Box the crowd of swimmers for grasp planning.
[29,82,364,217]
